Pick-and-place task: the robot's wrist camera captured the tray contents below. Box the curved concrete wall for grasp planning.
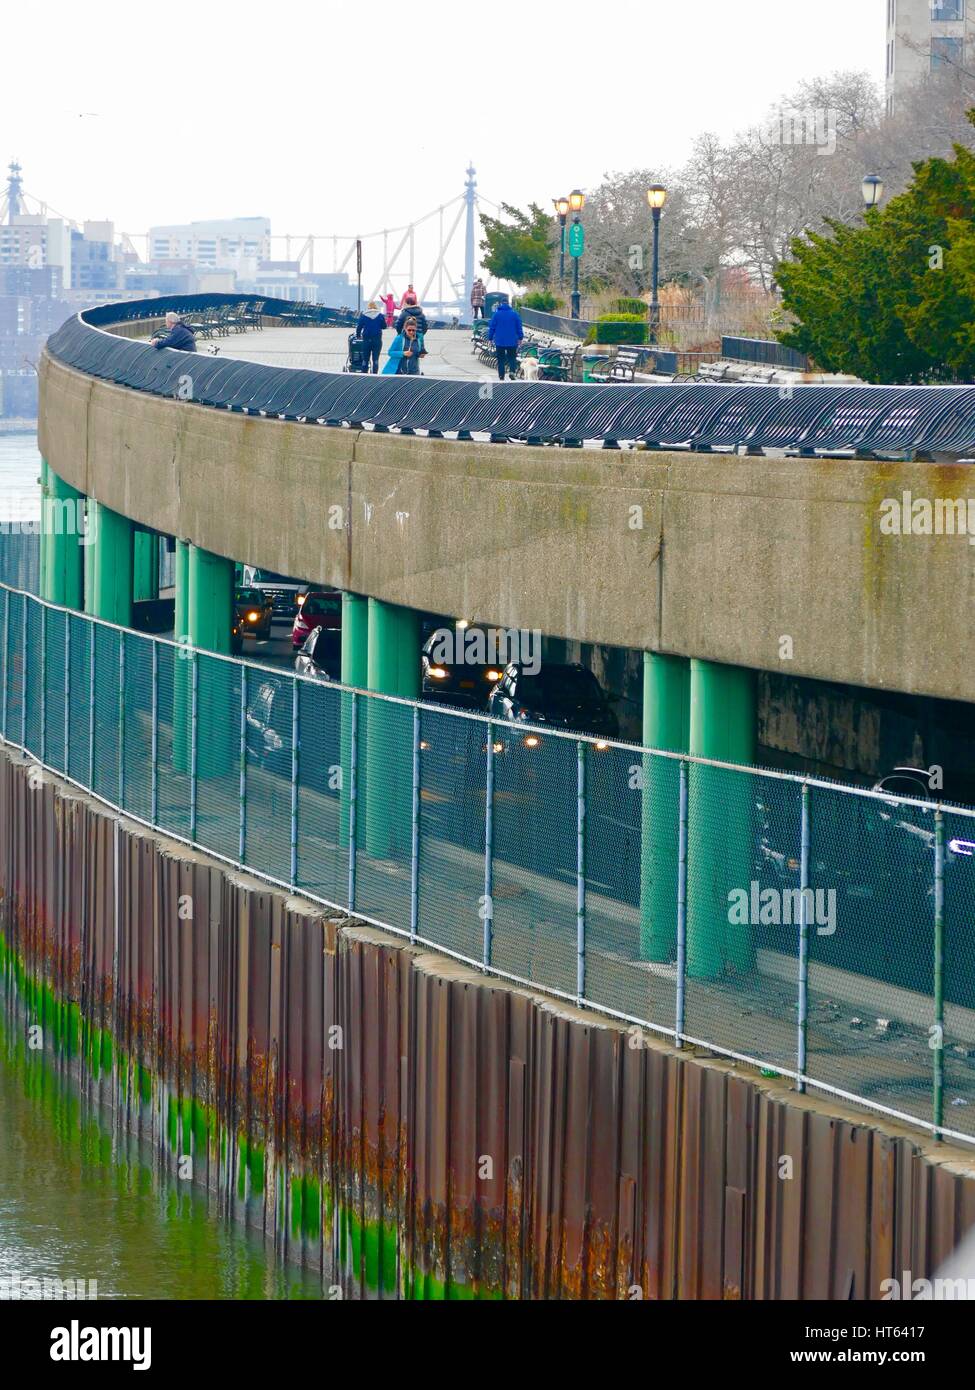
[40,349,974,703]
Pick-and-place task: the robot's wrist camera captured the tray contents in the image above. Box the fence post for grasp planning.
[87,622,95,788]
[1,588,8,739]
[39,604,46,764]
[21,598,28,750]
[238,664,247,863]
[347,691,358,912]
[150,640,159,825]
[118,631,126,808]
[189,651,198,842]
[64,616,71,775]
[410,704,420,944]
[934,808,945,1141]
[483,722,495,968]
[289,677,299,889]
[576,739,587,1003]
[796,781,811,1094]
[675,758,688,1047]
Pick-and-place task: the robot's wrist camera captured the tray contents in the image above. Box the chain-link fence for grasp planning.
[2,577,974,1144]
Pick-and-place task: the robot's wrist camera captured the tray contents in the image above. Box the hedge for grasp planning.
[591,314,648,345]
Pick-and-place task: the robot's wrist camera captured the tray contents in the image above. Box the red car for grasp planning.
[291,590,342,650]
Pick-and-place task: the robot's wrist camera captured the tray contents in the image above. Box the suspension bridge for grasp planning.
[2,160,502,315]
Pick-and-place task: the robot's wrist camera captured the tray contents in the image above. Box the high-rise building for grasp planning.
[886,0,974,113]
[148,217,271,271]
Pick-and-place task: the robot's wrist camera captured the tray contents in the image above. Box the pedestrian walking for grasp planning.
[355,300,386,373]
[471,277,486,320]
[379,292,396,328]
[382,316,424,375]
[486,299,524,381]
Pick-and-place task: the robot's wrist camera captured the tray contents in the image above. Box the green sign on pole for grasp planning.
[568,221,585,258]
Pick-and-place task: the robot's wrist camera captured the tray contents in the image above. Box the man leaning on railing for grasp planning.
[150,312,197,353]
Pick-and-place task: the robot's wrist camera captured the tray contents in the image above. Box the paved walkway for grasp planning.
[165,324,487,381]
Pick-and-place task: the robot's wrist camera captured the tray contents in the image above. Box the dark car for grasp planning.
[487,662,619,747]
[294,626,338,682]
[292,590,342,650]
[421,625,505,710]
[232,587,273,647]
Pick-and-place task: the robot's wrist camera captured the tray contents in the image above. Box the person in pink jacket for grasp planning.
[399,284,418,309]
[379,292,396,328]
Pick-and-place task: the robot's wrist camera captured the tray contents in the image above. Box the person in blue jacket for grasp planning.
[487,300,523,380]
[150,312,197,352]
[355,301,386,373]
[382,316,424,375]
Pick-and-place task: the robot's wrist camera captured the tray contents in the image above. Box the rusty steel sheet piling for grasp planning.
[2,744,975,1299]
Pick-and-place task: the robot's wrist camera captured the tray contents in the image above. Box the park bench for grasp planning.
[589,346,643,384]
[695,361,730,382]
[240,299,265,331]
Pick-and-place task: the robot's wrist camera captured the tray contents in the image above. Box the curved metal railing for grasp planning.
[44,295,975,455]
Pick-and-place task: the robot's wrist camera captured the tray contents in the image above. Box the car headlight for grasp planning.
[247,611,259,622]
[485,669,502,681]
[428,666,449,679]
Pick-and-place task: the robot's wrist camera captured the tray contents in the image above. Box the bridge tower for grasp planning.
[4,159,23,222]
[463,163,476,324]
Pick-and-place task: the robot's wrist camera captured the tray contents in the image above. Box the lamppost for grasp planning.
[861,174,884,212]
[568,188,585,320]
[646,185,667,344]
[553,197,569,290]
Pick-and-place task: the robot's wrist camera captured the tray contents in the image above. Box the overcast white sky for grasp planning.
[2,1,884,243]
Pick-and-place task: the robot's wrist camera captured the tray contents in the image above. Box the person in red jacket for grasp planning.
[399,284,417,309]
[379,292,396,328]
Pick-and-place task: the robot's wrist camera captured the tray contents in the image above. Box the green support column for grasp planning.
[173,540,191,774]
[341,593,369,687]
[364,597,419,860]
[133,532,160,603]
[85,501,133,626]
[686,658,756,980]
[188,545,233,655]
[187,544,234,780]
[639,652,690,961]
[39,458,50,599]
[340,593,369,852]
[43,466,85,609]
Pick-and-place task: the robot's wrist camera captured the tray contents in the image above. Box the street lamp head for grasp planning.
[568,188,585,213]
[554,196,569,217]
[647,185,667,211]
[861,174,884,208]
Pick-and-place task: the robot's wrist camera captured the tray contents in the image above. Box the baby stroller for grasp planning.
[344,333,371,373]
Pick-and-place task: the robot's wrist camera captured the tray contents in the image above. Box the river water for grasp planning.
[0,432,325,1300]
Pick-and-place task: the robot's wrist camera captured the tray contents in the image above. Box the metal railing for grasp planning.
[722,336,812,372]
[44,295,975,455]
[2,575,974,1145]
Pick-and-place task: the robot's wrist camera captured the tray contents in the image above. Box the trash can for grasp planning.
[582,352,607,383]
